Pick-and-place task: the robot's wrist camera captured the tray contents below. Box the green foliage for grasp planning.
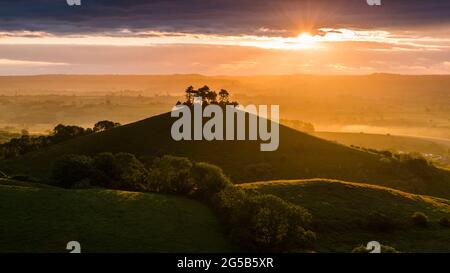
[52,152,147,190]
[110,153,148,190]
[411,212,429,227]
[213,187,314,252]
[52,154,94,188]
[190,162,233,199]
[147,155,194,194]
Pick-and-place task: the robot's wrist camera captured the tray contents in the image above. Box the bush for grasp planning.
[366,211,396,232]
[411,212,429,227]
[213,188,315,252]
[147,155,194,194]
[246,194,314,251]
[92,153,119,186]
[439,217,450,228]
[52,154,94,188]
[111,153,148,190]
[190,162,233,199]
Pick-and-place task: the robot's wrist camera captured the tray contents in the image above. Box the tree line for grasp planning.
[177,85,239,106]
[0,120,120,159]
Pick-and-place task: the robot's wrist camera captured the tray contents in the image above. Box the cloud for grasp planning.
[0,0,449,36]
[0,58,68,66]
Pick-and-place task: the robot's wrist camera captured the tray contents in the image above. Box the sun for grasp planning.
[297,32,315,44]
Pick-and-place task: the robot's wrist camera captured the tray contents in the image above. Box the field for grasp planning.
[0,179,236,253]
[239,179,450,252]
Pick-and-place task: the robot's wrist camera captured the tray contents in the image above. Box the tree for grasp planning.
[93,120,121,132]
[206,90,218,104]
[197,85,210,103]
[51,124,87,143]
[185,86,197,105]
[190,162,233,199]
[219,89,229,103]
[111,153,148,190]
[147,155,194,194]
[52,154,94,188]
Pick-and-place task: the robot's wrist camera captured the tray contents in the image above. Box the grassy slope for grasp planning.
[0,179,236,253]
[239,179,450,252]
[2,112,450,199]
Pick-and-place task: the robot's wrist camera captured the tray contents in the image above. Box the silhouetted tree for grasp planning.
[93,120,121,132]
[219,89,229,104]
[185,85,197,105]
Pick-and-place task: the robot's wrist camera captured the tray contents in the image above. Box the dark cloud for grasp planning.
[0,0,449,36]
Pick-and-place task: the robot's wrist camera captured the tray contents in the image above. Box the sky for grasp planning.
[0,0,449,75]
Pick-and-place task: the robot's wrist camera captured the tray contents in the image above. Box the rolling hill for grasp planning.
[2,112,450,199]
[313,131,450,167]
[239,179,450,253]
[0,178,236,253]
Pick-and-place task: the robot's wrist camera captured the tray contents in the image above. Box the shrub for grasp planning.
[213,188,315,252]
[211,186,247,225]
[92,152,119,186]
[411,212,429,227]
[111,153,148,190]
[147,155,194,194]
[190,162,233,199]
[439,217,450,228]
[366,211,396,232]
[52,154,94,188]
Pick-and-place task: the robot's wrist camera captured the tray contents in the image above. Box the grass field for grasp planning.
[239,179,450,253]
[0,179,236,253]
[3,112,450,199]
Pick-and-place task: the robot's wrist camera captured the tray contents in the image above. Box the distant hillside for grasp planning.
[0,179,235,253]
[2,112,450,198]
[313,131,450,167]
[239,179,450,253]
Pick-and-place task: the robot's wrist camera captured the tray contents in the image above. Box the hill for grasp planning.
[2,112,450,199]
[0,179,235,253]
[239,179,450,253]
[313,131,450,167]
